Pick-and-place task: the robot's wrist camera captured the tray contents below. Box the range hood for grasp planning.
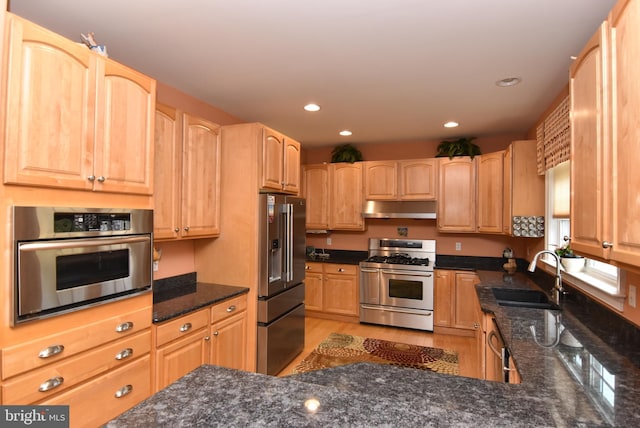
[362,200,437,219]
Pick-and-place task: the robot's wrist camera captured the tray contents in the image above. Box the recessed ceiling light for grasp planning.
[444,121,459,128]
[496,77,522,87]
[304,103,321,112]
[339,130,352,136]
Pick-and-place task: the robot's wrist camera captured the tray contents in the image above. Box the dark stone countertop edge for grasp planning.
[152,282,249,323]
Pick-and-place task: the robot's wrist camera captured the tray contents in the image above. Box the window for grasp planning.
[545,162,625,310]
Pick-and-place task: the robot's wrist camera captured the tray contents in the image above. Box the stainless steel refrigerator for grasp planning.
[256,194,306,375]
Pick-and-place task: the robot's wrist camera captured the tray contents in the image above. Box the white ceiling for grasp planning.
[9,0,616,148]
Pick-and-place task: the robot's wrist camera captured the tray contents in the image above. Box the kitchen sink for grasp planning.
[492,288,560,310]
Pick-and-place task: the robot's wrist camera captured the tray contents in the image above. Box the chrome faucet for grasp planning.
[528,250,563,306]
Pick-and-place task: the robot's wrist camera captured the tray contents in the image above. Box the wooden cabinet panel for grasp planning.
[434,270,453,327]
[155,308,209,348]
[210,312,247,371]
[153,104,182,239]
[364,161,397,199]
[453,272,481,330]
[398,159,437,200]
[329,163,365,230]
[608,0,640,266]
[437,157,476,232]
[2,13,155,195]
[1,306,151,380]
[3,13,96,191]
[305,263,358,318]
[155,328,209,391]
[2,330,150,405]
[570,21,610,260]
[261,128,285,191]
[304,262,324,311]
[46,355,151,428]
[181,114,221,238]
[283,138,301,194]
[477,152,504,234]
[303,164,329,229]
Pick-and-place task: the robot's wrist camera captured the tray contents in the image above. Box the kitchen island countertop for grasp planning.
[109,270,640,427]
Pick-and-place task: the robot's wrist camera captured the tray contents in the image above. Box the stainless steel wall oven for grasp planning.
[13,206,153,324]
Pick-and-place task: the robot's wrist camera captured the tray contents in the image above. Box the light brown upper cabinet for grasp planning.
[154,104,221,240]
[571,0,640,268]
[363,159,437,200]
[303,164,330,229]
[502,140,544,236]
[2,13,155,195]
[261,127,301,194]
[476,152,504,234]
[303,162,365,231]
[329,162,365,230]
[437,157,477,232]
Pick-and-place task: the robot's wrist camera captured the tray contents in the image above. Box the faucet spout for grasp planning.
[528,250,563,306]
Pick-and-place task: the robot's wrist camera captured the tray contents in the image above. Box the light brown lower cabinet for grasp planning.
[305,262,359,321]
[153,293,248,392]
[434,269,481,335]
[482,312,521,384]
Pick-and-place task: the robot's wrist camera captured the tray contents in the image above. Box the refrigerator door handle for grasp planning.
[284,203,294,282]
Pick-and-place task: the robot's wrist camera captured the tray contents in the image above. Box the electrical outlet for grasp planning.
[326,237,332,246]
[455,242,462,251]
[153,260,159,272]
[629,285,637,308]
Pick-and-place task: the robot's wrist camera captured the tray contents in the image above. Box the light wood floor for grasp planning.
[277,316,482,378]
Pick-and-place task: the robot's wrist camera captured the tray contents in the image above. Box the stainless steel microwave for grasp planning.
[13,206,153,324]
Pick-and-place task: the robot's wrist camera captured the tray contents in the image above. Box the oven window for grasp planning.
[56,249,130,290]
[388,279,423,300]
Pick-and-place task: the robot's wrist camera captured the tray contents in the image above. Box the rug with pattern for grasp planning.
[292,332,459,375]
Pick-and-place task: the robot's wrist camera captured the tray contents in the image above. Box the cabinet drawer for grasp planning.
[304,262,323,273]
[45,355,151,428]
[1,306,151,380]
[2,330,151,404]
[211,294,247,324]
[154,308,209,347]
[323,264,357,275]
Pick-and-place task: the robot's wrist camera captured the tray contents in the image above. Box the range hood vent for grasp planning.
[362,200,437,219]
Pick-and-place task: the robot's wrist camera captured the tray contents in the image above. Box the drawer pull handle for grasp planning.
[115,321,134,333]
[213,331,219,336]
[115,348,134,360]
[226,305,237,313]
[114,384,133,398]
[180,323,192,332]
[602,241,613,249]
[338,268,345,272]
[38,344,64,359]
[39,376,64,392]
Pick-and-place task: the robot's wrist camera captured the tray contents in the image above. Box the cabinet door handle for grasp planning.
[87,175,96,182]
[39,376,64,392]
[180,323,192,332]
[38,344,64,359]
[115,321,134,332]
[184,226,190,232]
[602,241,613,249]
[97,176,106,183]
[114,384,133,398]
[174,227,180,233]
[115,348,134,361]
[226,305,237,313]
[213,331,219,336]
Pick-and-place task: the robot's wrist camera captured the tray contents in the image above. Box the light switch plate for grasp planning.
[629,285,637,308]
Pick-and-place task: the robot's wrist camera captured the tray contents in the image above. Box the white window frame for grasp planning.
[543,165,625,311]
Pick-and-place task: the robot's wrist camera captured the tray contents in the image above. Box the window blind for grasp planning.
[536,95,570,174]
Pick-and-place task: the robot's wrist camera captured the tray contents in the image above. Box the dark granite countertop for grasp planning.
[109,268,640,426]
[305,249,368,265]
[152,273,249,323]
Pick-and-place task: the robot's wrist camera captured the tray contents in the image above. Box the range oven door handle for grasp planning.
[18,235,150,252]
[381,269,433,277]
[360,268,379,273]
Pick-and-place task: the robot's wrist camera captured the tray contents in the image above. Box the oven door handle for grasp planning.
[18,236,150,252]
[381,269,432,277]
[360,268,379,273]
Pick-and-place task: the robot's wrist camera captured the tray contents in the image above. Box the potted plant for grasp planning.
[435,137,481,159]
[555,242,585,273]
[331,144,363,163]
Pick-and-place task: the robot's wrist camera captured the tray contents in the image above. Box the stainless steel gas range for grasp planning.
[359,238,436,331]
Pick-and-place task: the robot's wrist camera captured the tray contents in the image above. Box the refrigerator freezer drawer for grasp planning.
[257,282,305,324]
[257,303,305,375]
